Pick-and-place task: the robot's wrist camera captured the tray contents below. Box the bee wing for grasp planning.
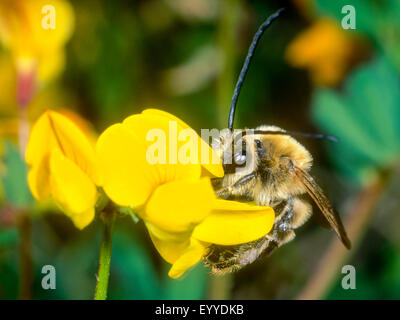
[293,167,351,249]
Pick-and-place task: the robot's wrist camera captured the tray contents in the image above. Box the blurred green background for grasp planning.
[1,0,400,299]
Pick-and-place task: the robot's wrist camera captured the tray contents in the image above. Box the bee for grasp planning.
[204,8,351,274]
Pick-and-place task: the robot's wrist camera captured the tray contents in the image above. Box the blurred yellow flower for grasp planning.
[96,109,275,278]
[0,53,17,113]
[0,0,74,104]
[285,18,355,86]
[25,110,99,229]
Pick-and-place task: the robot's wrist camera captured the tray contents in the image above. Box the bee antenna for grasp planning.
[282,131,339,142]
[248,130,339,142]
[228,8,285,131]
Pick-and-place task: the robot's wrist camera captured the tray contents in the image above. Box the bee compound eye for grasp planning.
[254,139,266,157]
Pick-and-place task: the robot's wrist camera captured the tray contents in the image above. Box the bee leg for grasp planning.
[209,258,241,275]
[274,198,294,231]
[215,173,256,198]
[204,247,235,262]
[237,235,278,266]
[271,198,297,247]
[204,246,242,274]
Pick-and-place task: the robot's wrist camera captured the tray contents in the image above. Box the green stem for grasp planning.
[18,213,33,300]
[94,211,116,300]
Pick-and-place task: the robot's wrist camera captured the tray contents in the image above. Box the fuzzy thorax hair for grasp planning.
[215,125,313,205]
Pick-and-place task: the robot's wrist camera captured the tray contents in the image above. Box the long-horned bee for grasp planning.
[204,8,351,274]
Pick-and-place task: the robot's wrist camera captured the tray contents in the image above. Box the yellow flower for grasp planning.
[0,0,74,104]
[25,110,98,229]
[96,109,275,278]
[285,18,356,86]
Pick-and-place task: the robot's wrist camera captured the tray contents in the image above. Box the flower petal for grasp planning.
[96,123,158,208]
[26,110,97,183]
[69,207,95,230]
[27,153,51,200]
[168,238,208,279]
[122,112,201,183]
[0,0,74,79]
[141,109,224,177]
[145,178,215,233]
[147,225,190,264]
[49,149,97,229]
[142,109,192,130]
[212,199,270,211]
[192,200,275,245]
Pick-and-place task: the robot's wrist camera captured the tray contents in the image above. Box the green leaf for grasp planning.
[312,56,400,183]
[1,141,33,208]
[346,58,400,153]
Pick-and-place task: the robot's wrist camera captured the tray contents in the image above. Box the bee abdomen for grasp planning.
[203,236,279,274]
[203,197,312,274]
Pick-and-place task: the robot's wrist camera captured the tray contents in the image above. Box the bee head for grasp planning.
[253,125,313,173]
[215,127,313,174]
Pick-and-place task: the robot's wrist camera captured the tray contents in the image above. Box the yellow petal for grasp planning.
[58,108,98,147]
[37,49,65,83]
[33,0,75,51]
[27,153,51,200]
[212,199,271,211]
[141,109,224,177]
[96,123,158,208]
[0,0,74,63]
[25,111,53,165]
[192,200,275,245]
[70,207,95,230]
[122,112,201,183]
[26,110,98,183]
[147,225,190,264]
[142,109,192,130]
[168,238,208,279]
[145,222,190,242]
[145,178,215,233]
[49,149,96,229]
